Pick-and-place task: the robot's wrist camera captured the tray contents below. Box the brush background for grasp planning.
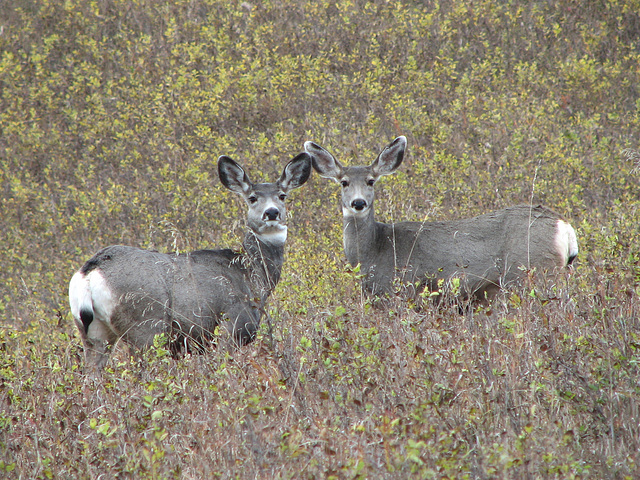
[1,0,639,478]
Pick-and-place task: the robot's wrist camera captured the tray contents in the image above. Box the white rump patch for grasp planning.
[555,220,579,265]
[69,271,92,322]
[69,269,117,340]
[257,226,287,246]
[69,270,117,343]
[87,269,116,326]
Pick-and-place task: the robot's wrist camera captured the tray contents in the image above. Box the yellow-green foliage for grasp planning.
[1,0,639,478]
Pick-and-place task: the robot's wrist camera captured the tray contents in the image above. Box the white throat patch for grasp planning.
[257,226,288,246]
[343,206,370,218]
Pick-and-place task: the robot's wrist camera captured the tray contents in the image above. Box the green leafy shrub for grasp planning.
[1,0,639,478]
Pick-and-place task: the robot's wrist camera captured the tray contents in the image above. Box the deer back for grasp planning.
[69,153,311,370]
[305,136,578,300]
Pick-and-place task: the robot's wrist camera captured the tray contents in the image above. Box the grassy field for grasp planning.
[1,0,639,478]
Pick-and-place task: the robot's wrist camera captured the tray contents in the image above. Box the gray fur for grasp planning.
[69,153,311,370]
[305,136,578,300]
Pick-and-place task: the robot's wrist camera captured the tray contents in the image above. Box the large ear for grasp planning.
[371,136,406,177]
[279,152,312,192]
[304,141,344,181]
[218,156,252,194]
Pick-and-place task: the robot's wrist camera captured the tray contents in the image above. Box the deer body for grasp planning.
[305,136,578,300]
[69,154,311,370]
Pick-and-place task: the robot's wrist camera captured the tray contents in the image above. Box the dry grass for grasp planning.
[2,267,639,478]
[1,0,639,478]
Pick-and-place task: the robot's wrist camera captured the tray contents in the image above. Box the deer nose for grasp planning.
[264,208,280,221]
[352,199,367,211]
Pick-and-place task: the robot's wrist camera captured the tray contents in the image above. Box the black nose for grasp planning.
[264,208,279,221]
[352,199,367,211]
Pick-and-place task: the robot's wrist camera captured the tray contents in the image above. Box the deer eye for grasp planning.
[340,180,349,188]
[279,193,287,201]
[367,178,375,186]
[248,195,258,204]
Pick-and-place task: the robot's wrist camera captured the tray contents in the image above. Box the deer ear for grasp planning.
[304,141,344,180]
[279,153,312,191]
[218,156,252,194]
[372,136,406,177]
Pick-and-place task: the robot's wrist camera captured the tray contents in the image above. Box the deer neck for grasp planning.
[342,209,380,269]
[242,230,285,302]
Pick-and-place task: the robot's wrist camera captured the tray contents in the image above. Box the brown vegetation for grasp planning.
[1,0,639,478]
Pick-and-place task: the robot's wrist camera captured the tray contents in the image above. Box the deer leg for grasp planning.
[223,304,261,346]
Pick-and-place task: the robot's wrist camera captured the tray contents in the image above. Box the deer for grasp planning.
[69,152,311,371]
[304,136,578,302]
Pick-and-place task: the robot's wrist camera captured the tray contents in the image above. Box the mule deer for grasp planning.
[305,136,578,301]
[69,153,311,370]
